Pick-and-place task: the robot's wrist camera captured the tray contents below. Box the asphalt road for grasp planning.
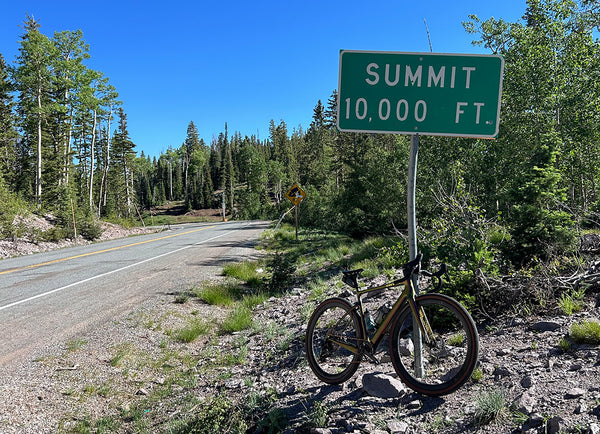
[0,220,270,367]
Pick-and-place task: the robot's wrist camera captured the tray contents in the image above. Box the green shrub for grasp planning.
[0,178,27,239]
[570,320,600,345]
[504,135,576,265]
[264,251,296,293]
[79,218,103,240]
[473,388,507,425]
[307,401,328,428]
[471,367,483,383]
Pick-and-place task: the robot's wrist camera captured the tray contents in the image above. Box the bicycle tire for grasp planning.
[305,297,364,384]
[389,293,479,396]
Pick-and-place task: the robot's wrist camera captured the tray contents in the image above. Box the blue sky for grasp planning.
[1,0,527,158]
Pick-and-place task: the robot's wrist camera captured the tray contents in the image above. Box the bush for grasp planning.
[79,218,103,241]
[0,177,28,239]
[264,251,296,293]
[473,388,507,425]
[570,320,600,345]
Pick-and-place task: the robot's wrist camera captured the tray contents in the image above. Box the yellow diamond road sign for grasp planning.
[286,184,306,206]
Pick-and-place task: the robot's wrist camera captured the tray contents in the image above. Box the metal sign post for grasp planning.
[407,134,424,377]
[285,184,306,240]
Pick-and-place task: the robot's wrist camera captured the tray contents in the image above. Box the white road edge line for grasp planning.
[0,225,247,312]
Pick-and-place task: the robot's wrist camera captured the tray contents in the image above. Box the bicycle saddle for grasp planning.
[342,268,363,289]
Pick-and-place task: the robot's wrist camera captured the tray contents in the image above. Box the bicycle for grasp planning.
[305,253,479,396]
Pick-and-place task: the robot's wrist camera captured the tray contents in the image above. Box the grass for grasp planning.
[194,280,243,306]
[109,343,136,367]
[66,338,87,352]
[570,320,600,344]
[223,261,262,289]
[558,336,572,352]
[473,388,508,425]
[471,367,483,383]
[220,304,253,334]
[174,317,211,343]
[558,287,586,316]
[307,401,328,428]
[307,278,328,302]
[241,292,269,309]
[447,333,465,347]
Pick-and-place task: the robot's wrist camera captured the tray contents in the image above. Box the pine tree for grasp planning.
[13,14,55,203]
[108,107,136,217]
[0,54,18,185]
[183,121,202,209]
[506,132,576,263]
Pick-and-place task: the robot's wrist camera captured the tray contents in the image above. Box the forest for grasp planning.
[1,0,600,276]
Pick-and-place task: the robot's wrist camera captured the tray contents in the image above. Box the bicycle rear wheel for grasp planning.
[390,293,479,396]
[305,297,364,384]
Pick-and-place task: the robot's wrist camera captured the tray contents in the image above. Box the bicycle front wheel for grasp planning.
[390,294,479,396]
[305,297,364,384]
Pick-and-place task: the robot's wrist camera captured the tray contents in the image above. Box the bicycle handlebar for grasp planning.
[402,253,449,292]
[342,253,449,291]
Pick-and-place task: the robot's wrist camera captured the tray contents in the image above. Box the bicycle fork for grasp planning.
[407,295,435,345]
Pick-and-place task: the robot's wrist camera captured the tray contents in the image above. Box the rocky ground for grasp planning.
[0,223,600,433]
[0,215,158,259]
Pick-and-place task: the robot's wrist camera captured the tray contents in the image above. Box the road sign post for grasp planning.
[285,184,306,240]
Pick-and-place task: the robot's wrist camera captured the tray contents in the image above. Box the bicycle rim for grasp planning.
[390,294,479,396]
[305,298,363,384]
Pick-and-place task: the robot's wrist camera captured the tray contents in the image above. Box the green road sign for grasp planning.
[337,50,504,138]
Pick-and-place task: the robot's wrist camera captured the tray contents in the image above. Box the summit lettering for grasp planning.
[365,63,476,89]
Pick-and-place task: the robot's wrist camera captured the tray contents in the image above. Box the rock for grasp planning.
[575,402,588,414]
[530,321,561,332]
[362,373,407,398]
[546,416,563,434]
[397,338,414,356]
[589,423,600,434]
[493,366,512,379]
[406,400,421,410]
[520,375,534,388]
[496,348,512,356]
[565,387,586,398]
[528,413,545,429]
[515,392,537,414]
[387,420,409,433]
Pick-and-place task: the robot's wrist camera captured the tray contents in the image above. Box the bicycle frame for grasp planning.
[328,275,434,357]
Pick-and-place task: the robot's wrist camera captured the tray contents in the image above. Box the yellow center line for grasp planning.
[0,225,216,276]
